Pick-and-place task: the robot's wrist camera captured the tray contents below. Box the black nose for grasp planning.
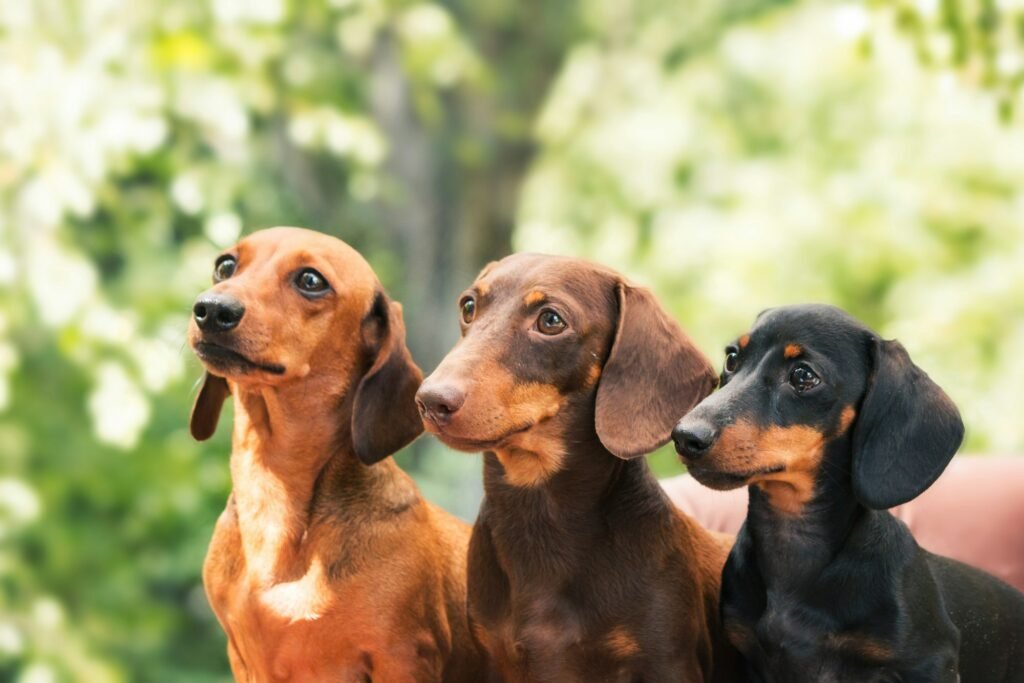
[193,293,245,332]
[415,382,466,427]
[672,419,718,460]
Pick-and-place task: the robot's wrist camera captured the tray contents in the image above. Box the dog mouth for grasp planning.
[686,462,786,490]
[193,341,286,376]
[427,422,535,453]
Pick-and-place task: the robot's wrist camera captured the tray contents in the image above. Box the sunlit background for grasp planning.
[1,0,1023,679]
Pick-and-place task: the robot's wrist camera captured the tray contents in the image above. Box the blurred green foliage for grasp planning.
[0,0,1022,680]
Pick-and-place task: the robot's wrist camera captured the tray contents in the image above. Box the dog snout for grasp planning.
[194,293,246,333]
[415,381,466,427]
[672,417,718,460]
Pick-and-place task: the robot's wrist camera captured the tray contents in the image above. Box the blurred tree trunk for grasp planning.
[368,32,454,374]
[369,2,583,374]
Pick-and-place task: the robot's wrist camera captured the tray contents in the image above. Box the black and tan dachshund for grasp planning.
[673,304,1024,682]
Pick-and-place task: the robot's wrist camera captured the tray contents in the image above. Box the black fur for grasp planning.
[674,304,1024,682]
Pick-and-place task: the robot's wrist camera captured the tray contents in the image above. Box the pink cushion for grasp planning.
[662,456,1024,592]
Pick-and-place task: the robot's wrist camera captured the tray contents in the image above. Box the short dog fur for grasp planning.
[673,304,1024,682]
[189,227,485,682]
[416,253,738,682]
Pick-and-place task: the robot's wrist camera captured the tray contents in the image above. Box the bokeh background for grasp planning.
[2,0,1023,679]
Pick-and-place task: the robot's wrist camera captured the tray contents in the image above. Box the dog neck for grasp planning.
[227,375,416,587]
[744,441,864,591]
[482,435,671,581]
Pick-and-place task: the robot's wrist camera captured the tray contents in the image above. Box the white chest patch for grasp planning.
[259,558,330,623]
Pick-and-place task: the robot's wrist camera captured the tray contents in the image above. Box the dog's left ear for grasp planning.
[351,291,425,465]
[190,372,230,441]
[852,337,964,509]
[596,282,717,459]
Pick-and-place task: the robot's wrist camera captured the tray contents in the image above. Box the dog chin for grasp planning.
[193,341,286,378]
[684,464,753,491]
[198,356,256,378]
[430,431,510,453]
[428,422,534,454]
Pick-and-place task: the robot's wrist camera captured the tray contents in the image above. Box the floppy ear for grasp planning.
[190,372,230,441]
[595,283,717,459]
[351,292,425,465]
[852,337,964,509]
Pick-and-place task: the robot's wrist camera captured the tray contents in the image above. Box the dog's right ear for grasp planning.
[190,372,230,441]
[851,337,964,509]
[595,282,717,460]
[351,292,425,465]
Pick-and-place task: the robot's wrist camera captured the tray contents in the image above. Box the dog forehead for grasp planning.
[477,253,619,304]
[236,227,378,287]
[737,307,872,370]
[750,305,868,351]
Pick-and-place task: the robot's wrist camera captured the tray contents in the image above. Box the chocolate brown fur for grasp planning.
[417,253,737,682]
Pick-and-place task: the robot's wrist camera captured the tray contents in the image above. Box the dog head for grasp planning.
[416,253,716,487]
[673,304,964,514]
[188,227,423,464]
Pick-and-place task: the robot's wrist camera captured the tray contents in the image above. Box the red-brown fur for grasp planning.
[188,227,485,682]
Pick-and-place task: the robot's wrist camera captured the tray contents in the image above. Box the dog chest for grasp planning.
[477,596,691,683]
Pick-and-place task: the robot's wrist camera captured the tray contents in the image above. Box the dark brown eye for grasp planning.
[295,269,329,295]
[789,363,820,393]
[213,256,236,282]
[537,309,567,335]
[460,298,476,324]
[724,351,739,373]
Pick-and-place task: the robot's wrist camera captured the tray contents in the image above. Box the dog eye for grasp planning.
[789,364,820,392]
[460,298,476,324]
[724,351,739,373]
[295,269,329,294]
[537,309,567,335]
[213,256,236,282]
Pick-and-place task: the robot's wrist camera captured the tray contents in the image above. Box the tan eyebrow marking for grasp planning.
[784,344,803,359]
[476,281,490,297]
[524,290,546,307]
[738,334,750,349]
[837,406,856,434]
